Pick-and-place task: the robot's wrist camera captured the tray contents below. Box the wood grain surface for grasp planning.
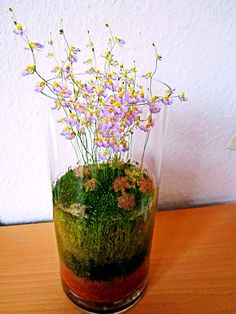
[0,203,236,313]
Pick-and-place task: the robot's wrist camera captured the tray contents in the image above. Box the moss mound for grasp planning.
[53,160,156,281]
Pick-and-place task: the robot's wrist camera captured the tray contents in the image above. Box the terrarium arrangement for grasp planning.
[10,8,187,313]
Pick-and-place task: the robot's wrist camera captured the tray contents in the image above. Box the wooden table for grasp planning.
[0,203,236,313]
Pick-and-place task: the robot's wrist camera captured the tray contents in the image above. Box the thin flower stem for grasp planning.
[149,43,158,97]
[40,91,58,100]
[87,31,97,70]
[140,132,150,170]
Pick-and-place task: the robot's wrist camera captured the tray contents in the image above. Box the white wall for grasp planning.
[0,0,236,224]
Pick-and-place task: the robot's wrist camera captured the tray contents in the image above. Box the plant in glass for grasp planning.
[10,8,187,313]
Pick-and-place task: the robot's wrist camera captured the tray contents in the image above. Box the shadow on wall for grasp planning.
[157,107,202,210]
[158,165,200,210]
[155,104,232,209]
[156,102,236,210]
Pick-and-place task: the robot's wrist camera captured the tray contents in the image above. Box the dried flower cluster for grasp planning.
[112,166,153,210]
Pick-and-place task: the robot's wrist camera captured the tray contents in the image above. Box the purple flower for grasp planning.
[57,117,65,123]
[85,67,95,74]
[34,81,46,92]
[137,90,149,103]
[51,100,62,110]
[85,111,96,123]
[95,136,104,147]
[35,42,44,49]
[98,149,109,161]
[13,24,25,36]
[142,71,152,79]
[25,41,44,51]
[162,96,173,105]
[51,66,61,74]
[98,124,112,137]
[100,106,115,119]
[54,84,72,98]
[65,133,75,140]
[83,58,92,65]
[52,81,63,93]
[68,52,78,63]
[65,115,76,127]
[74,102,85,114]
[139,119,154,132]
[60,127,75,140]
[72,47,81,53]
[179,92,188,102]
[124,91,138,104]
[115,37,126,45]
[62,64,72,74]
[114,128,124,139]
[149,102,161,114]
[111,138,128,153]
[21,65,35,76]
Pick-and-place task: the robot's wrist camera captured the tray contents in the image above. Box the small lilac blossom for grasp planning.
[34,81,46,92]
[149,102,161,114]
[51,66,61,74]
[25,41,44,51]
[139,119,154,133]
[114,37,126,45]
[124,91,138,104]
[68,52,78,63]
[83,58,92,65]
[85,111,96,123]
[149,96,161,113]
[47,52,54,58]
[13,23,25,36]
[51,100,62,110]
[62,64,72,74]
[98,149,109,161]
[60,126,75,140]
[65,114,76,127]
[162,95,173,105]
[65,132,75,140]
[48,37,53,45]
[57,117,66,123]
[21,65,35,76]
[74,103,85,114]
[113,128,124,139]
[142,71,152,79]
[71,46,81,53]
[179,92,188,102]
[85,67,96,74]
[95,136,104,147]
[35,42,44,49]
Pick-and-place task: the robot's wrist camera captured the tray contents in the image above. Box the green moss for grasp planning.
[53,169,83,207]
[54,206,155,280]
[53,161,156,281]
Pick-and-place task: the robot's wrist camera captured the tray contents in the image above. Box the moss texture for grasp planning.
[53,161,156,281]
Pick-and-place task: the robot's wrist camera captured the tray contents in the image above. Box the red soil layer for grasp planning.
[60,258,149,303]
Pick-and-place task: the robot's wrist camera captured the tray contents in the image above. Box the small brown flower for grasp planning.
[83,166,91,177]
[113,177,132,194]
[84,178,97,191]
[137,177,153,193]
[74,165,91,178]
[117,193,135,211]
[74,165,83,178]
[109,158,124,168]
[124,168,141,184]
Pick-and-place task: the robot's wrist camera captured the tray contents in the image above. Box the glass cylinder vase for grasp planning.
[49,108,168,314]
[10,13,184,312]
